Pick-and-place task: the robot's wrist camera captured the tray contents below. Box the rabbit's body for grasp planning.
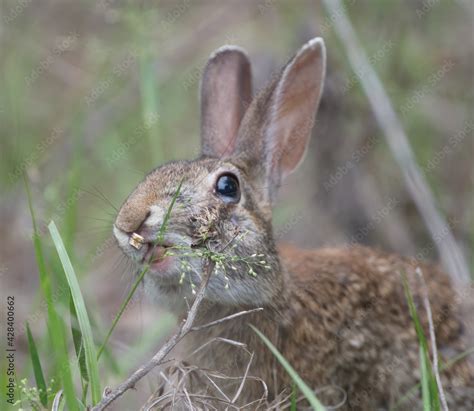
[114,38,473,409]
[176,245,472,409]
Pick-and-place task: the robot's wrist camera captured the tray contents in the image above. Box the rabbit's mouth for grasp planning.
[142,242,175,271]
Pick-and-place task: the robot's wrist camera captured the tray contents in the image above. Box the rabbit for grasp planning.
[113,38,473,410]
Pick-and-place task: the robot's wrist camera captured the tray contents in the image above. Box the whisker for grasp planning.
[123,166,147,176]
[79,226,114,234]
[79,186,119,213]
[83,216,115,224]
[92,185,119,212]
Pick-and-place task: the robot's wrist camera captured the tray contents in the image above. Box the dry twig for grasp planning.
[190,307,263,332]
[141,335,269,410]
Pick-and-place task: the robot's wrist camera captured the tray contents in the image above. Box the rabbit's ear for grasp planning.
[200,46,252,158]
[236,38,326,204]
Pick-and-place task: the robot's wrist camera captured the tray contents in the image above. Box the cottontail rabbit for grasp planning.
[114,38,473,409]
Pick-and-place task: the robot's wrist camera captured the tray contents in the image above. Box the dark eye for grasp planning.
[215,173,240,203]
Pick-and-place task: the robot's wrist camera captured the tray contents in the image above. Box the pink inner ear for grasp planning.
[279,95,318,178]
[267,42,325,180]
[201,48,252,159]
[204,69,242,157]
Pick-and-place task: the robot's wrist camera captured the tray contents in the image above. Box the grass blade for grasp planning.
[24,175,79,411]
[156,177,184,245]
[250,325,326,411]
[49,221,101,405]
[401,271,440,410]
[419,346,431,411]
[26,323,48,407]
[290,383,298,411]
[70,296,89,383]
[139,50,162,165]
[391,346,474,410]
[401,272,429,353]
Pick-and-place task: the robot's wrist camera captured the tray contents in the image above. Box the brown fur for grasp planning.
[176,245,473,409]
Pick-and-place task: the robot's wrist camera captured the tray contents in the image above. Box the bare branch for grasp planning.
[190,307,263,332]
[231,352,254,404]
[321,0,470,288]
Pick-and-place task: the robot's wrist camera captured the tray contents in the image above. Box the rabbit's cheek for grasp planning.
[149,256,175,273]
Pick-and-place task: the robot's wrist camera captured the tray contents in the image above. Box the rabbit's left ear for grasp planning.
[236,38,326,203]
[200,46,252,158]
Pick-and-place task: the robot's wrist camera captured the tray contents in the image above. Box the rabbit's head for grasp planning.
[114,38,326,309]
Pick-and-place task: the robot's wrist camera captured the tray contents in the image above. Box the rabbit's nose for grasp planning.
[115,205,150,234]
[116,202,165,236]
[114,209,156,251]
[113,211,149,251]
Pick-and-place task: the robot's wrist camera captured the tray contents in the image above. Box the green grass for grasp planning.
[20,176,184,409]
[49,221,102,405]
[25,175,80,411]
[25,323,48,407]
[290,383,298,411]
[251,325,326,411]
[391,345,474,410]
[401,271,441,410]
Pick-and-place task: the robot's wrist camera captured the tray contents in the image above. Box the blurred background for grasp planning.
[0,0,472,409]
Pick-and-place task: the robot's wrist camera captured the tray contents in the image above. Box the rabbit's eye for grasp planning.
[215,173,240,203]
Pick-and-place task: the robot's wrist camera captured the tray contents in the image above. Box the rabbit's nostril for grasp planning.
[129,232,145,250]
[135,210,151,232]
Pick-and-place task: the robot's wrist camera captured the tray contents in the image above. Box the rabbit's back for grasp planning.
[277,244,473,409]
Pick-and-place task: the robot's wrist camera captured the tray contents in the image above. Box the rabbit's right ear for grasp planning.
[235,38,326,206]
[200,46,252,158]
